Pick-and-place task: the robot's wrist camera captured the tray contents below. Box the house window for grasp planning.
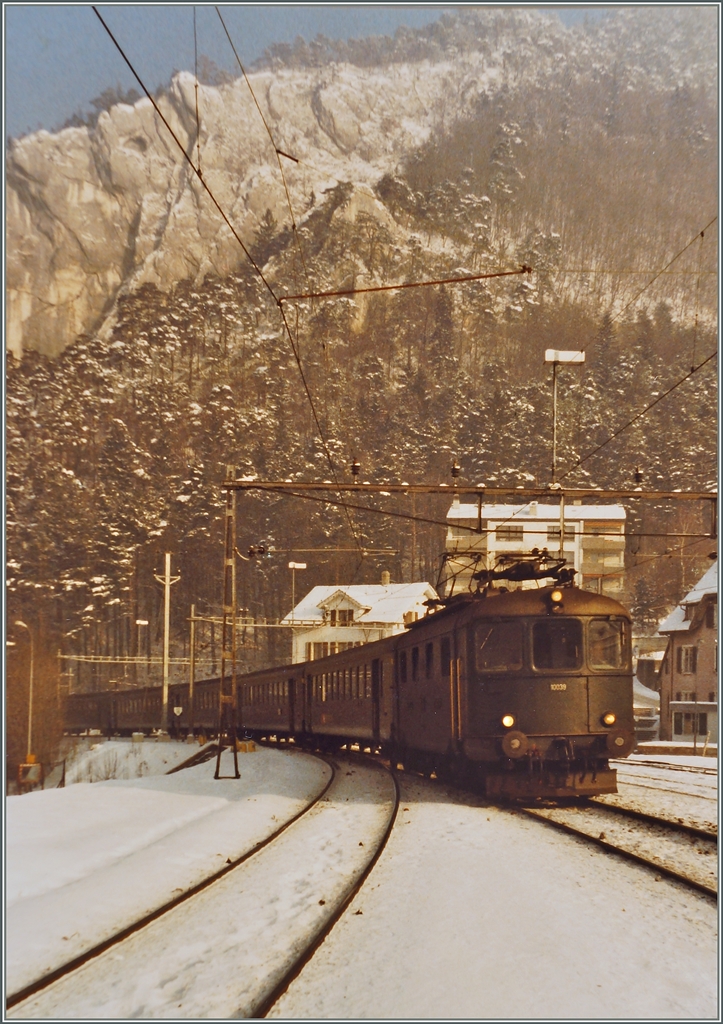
[676,691,696,702]
[412,647,419,682]
[305,643,312,661]
[547,524,576,540]
[676,646,697,674]
[496,524,523,541]
[708,692,715,703]
[683,604,695,621]
[706,602,717,629]
[673,712,708,736]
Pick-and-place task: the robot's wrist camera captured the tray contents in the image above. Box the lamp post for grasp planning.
[15,620,35,760]
[288,562,307,664]
[135,619,148,687]
[545,350,585,559]
[288,562,307,624]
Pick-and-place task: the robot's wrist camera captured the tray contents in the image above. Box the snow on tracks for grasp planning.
[522,803,717,898]
[6,746,329,1000]
[9,756,397,1019]
[269,773,718,1020]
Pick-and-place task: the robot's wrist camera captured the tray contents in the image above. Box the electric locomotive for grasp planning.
[65,557,635,801]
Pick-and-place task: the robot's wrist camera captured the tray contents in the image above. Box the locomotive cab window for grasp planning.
[532,619,583,670]
[475,621,523,673]
[588,617,629,670]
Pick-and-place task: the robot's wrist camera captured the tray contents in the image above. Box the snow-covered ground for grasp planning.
[7,747,718,1019]
[271,770,718,1020]
[10,757,395,1019]
[7,743,329,997]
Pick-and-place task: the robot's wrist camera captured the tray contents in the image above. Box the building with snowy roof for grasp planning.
[282,574,438,664]
[443,498,626,598]
[658,561,717,745]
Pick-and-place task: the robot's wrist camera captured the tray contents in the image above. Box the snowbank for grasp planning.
[7,744,329,996]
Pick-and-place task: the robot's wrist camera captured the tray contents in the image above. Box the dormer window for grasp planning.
[329,608,354,626]
[683,604,695,621]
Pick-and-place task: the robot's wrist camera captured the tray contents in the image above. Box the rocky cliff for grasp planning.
[6,6,716,358]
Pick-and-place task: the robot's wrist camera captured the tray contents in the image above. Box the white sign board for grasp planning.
[545,349,585,363]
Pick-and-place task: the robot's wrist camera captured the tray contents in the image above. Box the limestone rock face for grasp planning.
[6,57,507,357]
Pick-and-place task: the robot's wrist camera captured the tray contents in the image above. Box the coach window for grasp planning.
[411,647,419,682]
[365,664,372,699]
[475,621,523,673]
[589,618,629,670]
[532,620,583,671]
[425,643,434,678]
[440,637,452,677]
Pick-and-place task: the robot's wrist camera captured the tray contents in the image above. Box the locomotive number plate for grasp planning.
[550,683,567,691]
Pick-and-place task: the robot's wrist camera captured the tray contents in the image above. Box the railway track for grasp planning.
[9,750,399,1020]
[519,800,717,900]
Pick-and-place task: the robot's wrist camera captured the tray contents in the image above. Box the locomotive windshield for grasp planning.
[532,620,583,670]
[588,617,629,669]
[475,621,523,672]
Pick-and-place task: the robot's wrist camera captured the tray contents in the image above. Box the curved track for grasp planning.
[6,748,335,1013]
[9,750,399,1020]
[252,749,400,1018]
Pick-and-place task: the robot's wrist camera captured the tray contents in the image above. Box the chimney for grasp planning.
[381,570,391,586]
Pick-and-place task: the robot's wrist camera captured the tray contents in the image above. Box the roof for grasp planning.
[282,582,438,625]
[633,678,660,709]
[658,561,717,634]
[447,502,626,522]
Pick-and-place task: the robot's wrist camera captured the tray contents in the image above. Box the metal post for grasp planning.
[693,693,698,755]
[15,621,34,760]
[559,492,565,561]
[216,467,240,779]
[153,555,180,734]
[552,359,558,485]
[189,604,196,738]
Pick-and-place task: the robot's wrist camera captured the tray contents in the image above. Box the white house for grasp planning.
[282,575,438,664]
[658,561,717,745]
[443,499,626,598]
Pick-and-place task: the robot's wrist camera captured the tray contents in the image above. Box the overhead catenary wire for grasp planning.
[214,5,312,296]
[193,7,201,176]
[609,216,717,324]
[278,265,532,303]
[91,6,363,556]
[558,350,717,482]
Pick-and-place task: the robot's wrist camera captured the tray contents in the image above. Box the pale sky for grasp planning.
[4,4,607,139]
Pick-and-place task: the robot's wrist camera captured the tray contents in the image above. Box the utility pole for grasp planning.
[189,604,197,738]
[153,554,180,734]
[216,467,240,779]
[15,621,34,760]
[545,350,585,563]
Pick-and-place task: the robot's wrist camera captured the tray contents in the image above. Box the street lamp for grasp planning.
[288,562,307,624]
[545,349,585,485]
[545,350,585,560]
[15,620,35,760]
[135,619,149,688]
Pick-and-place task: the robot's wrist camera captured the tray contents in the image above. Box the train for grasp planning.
[65,558,635,800]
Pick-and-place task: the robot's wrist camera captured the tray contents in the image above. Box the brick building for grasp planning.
[658,561,718,744]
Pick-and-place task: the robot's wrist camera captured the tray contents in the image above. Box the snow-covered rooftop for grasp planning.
[633,678,660,709]
[282,583,437,625]
[447,502,626,522]
[659,561,717,634]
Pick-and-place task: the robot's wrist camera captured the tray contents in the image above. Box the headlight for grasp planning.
[501,714,515,728]
[550,589,563,603]
[602,712,616,726]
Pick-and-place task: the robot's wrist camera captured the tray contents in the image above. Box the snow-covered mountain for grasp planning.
[6,7,716,358]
